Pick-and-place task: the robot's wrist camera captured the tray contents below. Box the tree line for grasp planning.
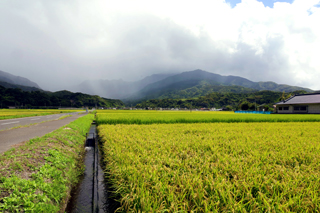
[135,90,307,111]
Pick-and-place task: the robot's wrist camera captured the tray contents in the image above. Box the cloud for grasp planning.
[0,0,319,91]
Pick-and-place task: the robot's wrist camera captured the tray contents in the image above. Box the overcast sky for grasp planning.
[0,0,319,91]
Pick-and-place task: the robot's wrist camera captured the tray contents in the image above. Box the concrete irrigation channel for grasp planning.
[66,122,110,213]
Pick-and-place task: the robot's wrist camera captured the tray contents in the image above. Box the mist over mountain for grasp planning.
[0,70,124,108]
[67,69,313,104]
[0,81,42,92]
[68,73,177,99]
[0,70,40,89]
[0,69,313,107]
[1,1,320,91]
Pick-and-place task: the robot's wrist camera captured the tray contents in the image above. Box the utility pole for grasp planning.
[255,97,256,111]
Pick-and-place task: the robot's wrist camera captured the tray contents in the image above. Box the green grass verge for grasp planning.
[0,114,94,212]
[58,115,73,120]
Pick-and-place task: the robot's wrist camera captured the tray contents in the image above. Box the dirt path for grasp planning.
[0,113,87,154]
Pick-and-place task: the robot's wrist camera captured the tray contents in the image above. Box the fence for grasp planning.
[234,111,272,114]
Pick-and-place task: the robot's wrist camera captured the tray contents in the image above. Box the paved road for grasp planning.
[0,111,83,131]
[0,113,87,154]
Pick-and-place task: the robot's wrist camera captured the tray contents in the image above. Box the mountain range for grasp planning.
[0,70,124,108]
[0,69,314,105]
[69,69,312,102]
[68,73,176,99]
[0,81,42,92]
[126,70,313,101]
[0,70,40,89]
[0,86,124,108]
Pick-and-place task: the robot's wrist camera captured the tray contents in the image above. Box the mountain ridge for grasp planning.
[1,69,313,103]
[124,69,313,102]
[69,69,312,101]
[0,86,124,108]
[0,81,43,92]
[0,70,41,89]
[68,73,177,99]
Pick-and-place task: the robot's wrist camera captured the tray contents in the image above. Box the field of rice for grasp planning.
[97,111,320,212]
[96,110,320,124]
[0,109,81,120]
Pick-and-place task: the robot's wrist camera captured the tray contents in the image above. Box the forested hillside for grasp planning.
[156,82,258,99]
[0,81,42,92]
[0,86,124,108]
[125,70,312,102]
[135,90,307,110]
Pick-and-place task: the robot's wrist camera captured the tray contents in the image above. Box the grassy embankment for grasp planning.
[97,110,320,212]
[0,114,94,212]
[0,109,82,120]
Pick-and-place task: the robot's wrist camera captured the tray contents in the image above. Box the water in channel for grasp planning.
[66,124,108,213]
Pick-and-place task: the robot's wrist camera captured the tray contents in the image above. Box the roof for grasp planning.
[257,103,266,107]
[275,93,320,105]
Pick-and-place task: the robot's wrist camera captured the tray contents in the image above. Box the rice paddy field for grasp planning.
[0,109,82,120]
[97,110,320,212]
[96,110,320,124]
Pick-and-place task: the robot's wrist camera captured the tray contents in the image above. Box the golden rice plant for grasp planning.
[99,122,320,212]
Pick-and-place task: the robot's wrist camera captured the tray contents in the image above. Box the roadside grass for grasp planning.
[96,110,320,125]
[0,109,82,120]
[0,114,94,212]
[58,115,73,120]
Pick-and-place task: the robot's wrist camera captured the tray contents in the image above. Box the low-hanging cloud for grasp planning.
[0,0,319,91]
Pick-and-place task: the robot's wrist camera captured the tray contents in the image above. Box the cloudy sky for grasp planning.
[0,0,319,91]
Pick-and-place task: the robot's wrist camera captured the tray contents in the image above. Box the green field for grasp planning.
[98,111,320,212]
[96,110,320,124]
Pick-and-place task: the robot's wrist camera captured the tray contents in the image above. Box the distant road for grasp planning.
[0,111,83,131]
[0,112,87,154]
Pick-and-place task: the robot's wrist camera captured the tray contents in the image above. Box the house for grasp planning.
[257,103,267,111]
[275,93,320,114]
